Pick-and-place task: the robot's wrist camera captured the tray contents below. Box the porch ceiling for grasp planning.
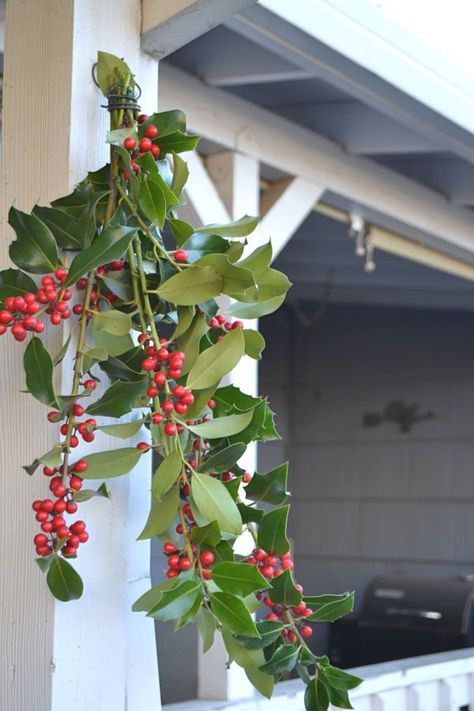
[163,14,474,211]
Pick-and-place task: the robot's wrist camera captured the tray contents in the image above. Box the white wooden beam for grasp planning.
[159,64,474,259]
[259,178,325,259]
[0,3,160,710]
[141,0,257,59]
[183,151,231,225]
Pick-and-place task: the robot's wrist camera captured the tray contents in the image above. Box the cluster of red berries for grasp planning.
[209,315,244,343]
[163,540,215,581]
[140,339,194,437]
[0,268,72,340]
[246,547,294,580]
[123,121,160,173]
[74,259,125,315]
[47,404,97,446]
[32,459,90,558]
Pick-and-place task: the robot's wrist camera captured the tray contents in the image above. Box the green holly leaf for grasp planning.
[187,411,253,439]
[210,592,259,637]
[96,51,134,97]
[152,451,183,501]
[224,295,286,320]
[137,485,179,539]
[191,521,221,547]
[81,447,143,479]
[191,471,242,536]
[238,620,284,650]
[0,268,37,300]
[138,175,166,227]
[178,312,209,374]
[100,270,134,301]
[196,606,216,653]
[8,207,58,274]
[148,580,202,622]
[245,664,274,700]
[155,265,223,306]
[97,418,145,439]
[245,463,289,505]
[195,215,259,238]
[243,329,265,359]
[92,310,132,337]
[132,578,176,612]
[72,482,111,503]
[196,254,256,299]
[22,444,63,477]
[304,675,330,711]
[171,152,189,197]
[199,443,246,473]
[86,380,146,417]
[64,225,137,286]
[257,506,290,555]
[181,233,232,262]
[269,569,302,607]
[33,206,81,250]
[259,644,298,675]
[169,218,194,246]
[98,346,145,382]
[304,592,355,622]
[46,556,83,602]
[213,562,269,597]
[187,328,245,390]
[23,337,58,407]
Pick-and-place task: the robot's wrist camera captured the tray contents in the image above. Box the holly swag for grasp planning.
[2,52,361,710]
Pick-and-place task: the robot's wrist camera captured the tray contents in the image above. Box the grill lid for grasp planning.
[360,573,474,634]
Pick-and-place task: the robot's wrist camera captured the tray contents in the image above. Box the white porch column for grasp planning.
[0,3,159,711]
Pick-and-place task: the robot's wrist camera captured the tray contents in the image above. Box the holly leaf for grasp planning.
[243,329,265,359]
[187,328,245,390]
[152,451,182,501]
[304,676,330,711]
[86,380,146,417]
[224,295,285,320]
[46,556,83,602]
[81,447,143,479]
[245,664,274,700]
[304,592,355,622]
[269,569,302,607]
[72,482,111,502]
[191,472,242,536]
[33,206,81,250]
[257,506,290,555]
[138,175,166,227]
[148,580,201,622]
[64,225,137,286]
[132,578,176,612]
[245,463,289,505]
[259,644,299,676]
[8,207,58,274]
[195,215,259,238]
[213,562,269,597]
[137,485,179,539]
[178,312,209,374]
[97,418,145,439]
[191,521,221,547]
[96,51,134,96]
[155,265,223,306]
[196,606,216,653]
[171,152,189,197]
[92,310,132,337]
[23,337,58,407]
[199,443,246,473]
[237,620,284,649]
[210,592,259,637]
[0,268,37,300]
[187,411,253,439]
[23,444,63,477]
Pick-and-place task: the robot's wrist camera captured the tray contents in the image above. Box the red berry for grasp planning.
[42,500,54,512]
[78,531,89,544]
[57,526,70,539]
[11,324,26,341]
[154,371,167,386]
[300,625,313,638]
[66,501,78,514]
[162,400,174,414]
[164,422,177,436]
[82,431,95,443]
[152,413,164,425]
[54,484,67,498]
[69,476,83,491]
[200,551,215,567]
[243,472,253,484]
[139,137,153,152]
[179,557,192,571]
[281,559,294,570]
[32,500,43,512]
[174,250,188,263]
[265,613,279,622]
[34,321,45,333]
[123,136,136,151]
[261,566,274,578]
[84,379,96,390]
[137,114,148,124]
[254,549,267,562]
[147,386,159,398]
[36,511,49,522]
[41,522,53,533]
[142,358,156,371]
[168,554,180,568]
[151,144,160,159]
[201,569,213,580]
[293,602,307,616]
[73,459,88,473]
[0,310,13,324]
[72,403,85,417]
[145,125,158,139]
[163,542,176,554]
[34,533,49,546]
[136,442,150,451]
[167,568,179,579]
[54,500,67,513]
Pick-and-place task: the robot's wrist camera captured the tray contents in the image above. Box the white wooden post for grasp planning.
[0,3,160,711]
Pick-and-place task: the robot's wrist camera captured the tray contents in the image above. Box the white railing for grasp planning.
[163,648,474,711]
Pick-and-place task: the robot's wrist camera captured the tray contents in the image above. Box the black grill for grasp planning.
[329,573,474,668]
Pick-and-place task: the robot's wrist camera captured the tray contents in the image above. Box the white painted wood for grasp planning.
[159,65,474,260]
[141,0,257,59]
[259,178,325,259]
[164,649,474,710]
[0,2,159,710]
[184,151,231,225]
